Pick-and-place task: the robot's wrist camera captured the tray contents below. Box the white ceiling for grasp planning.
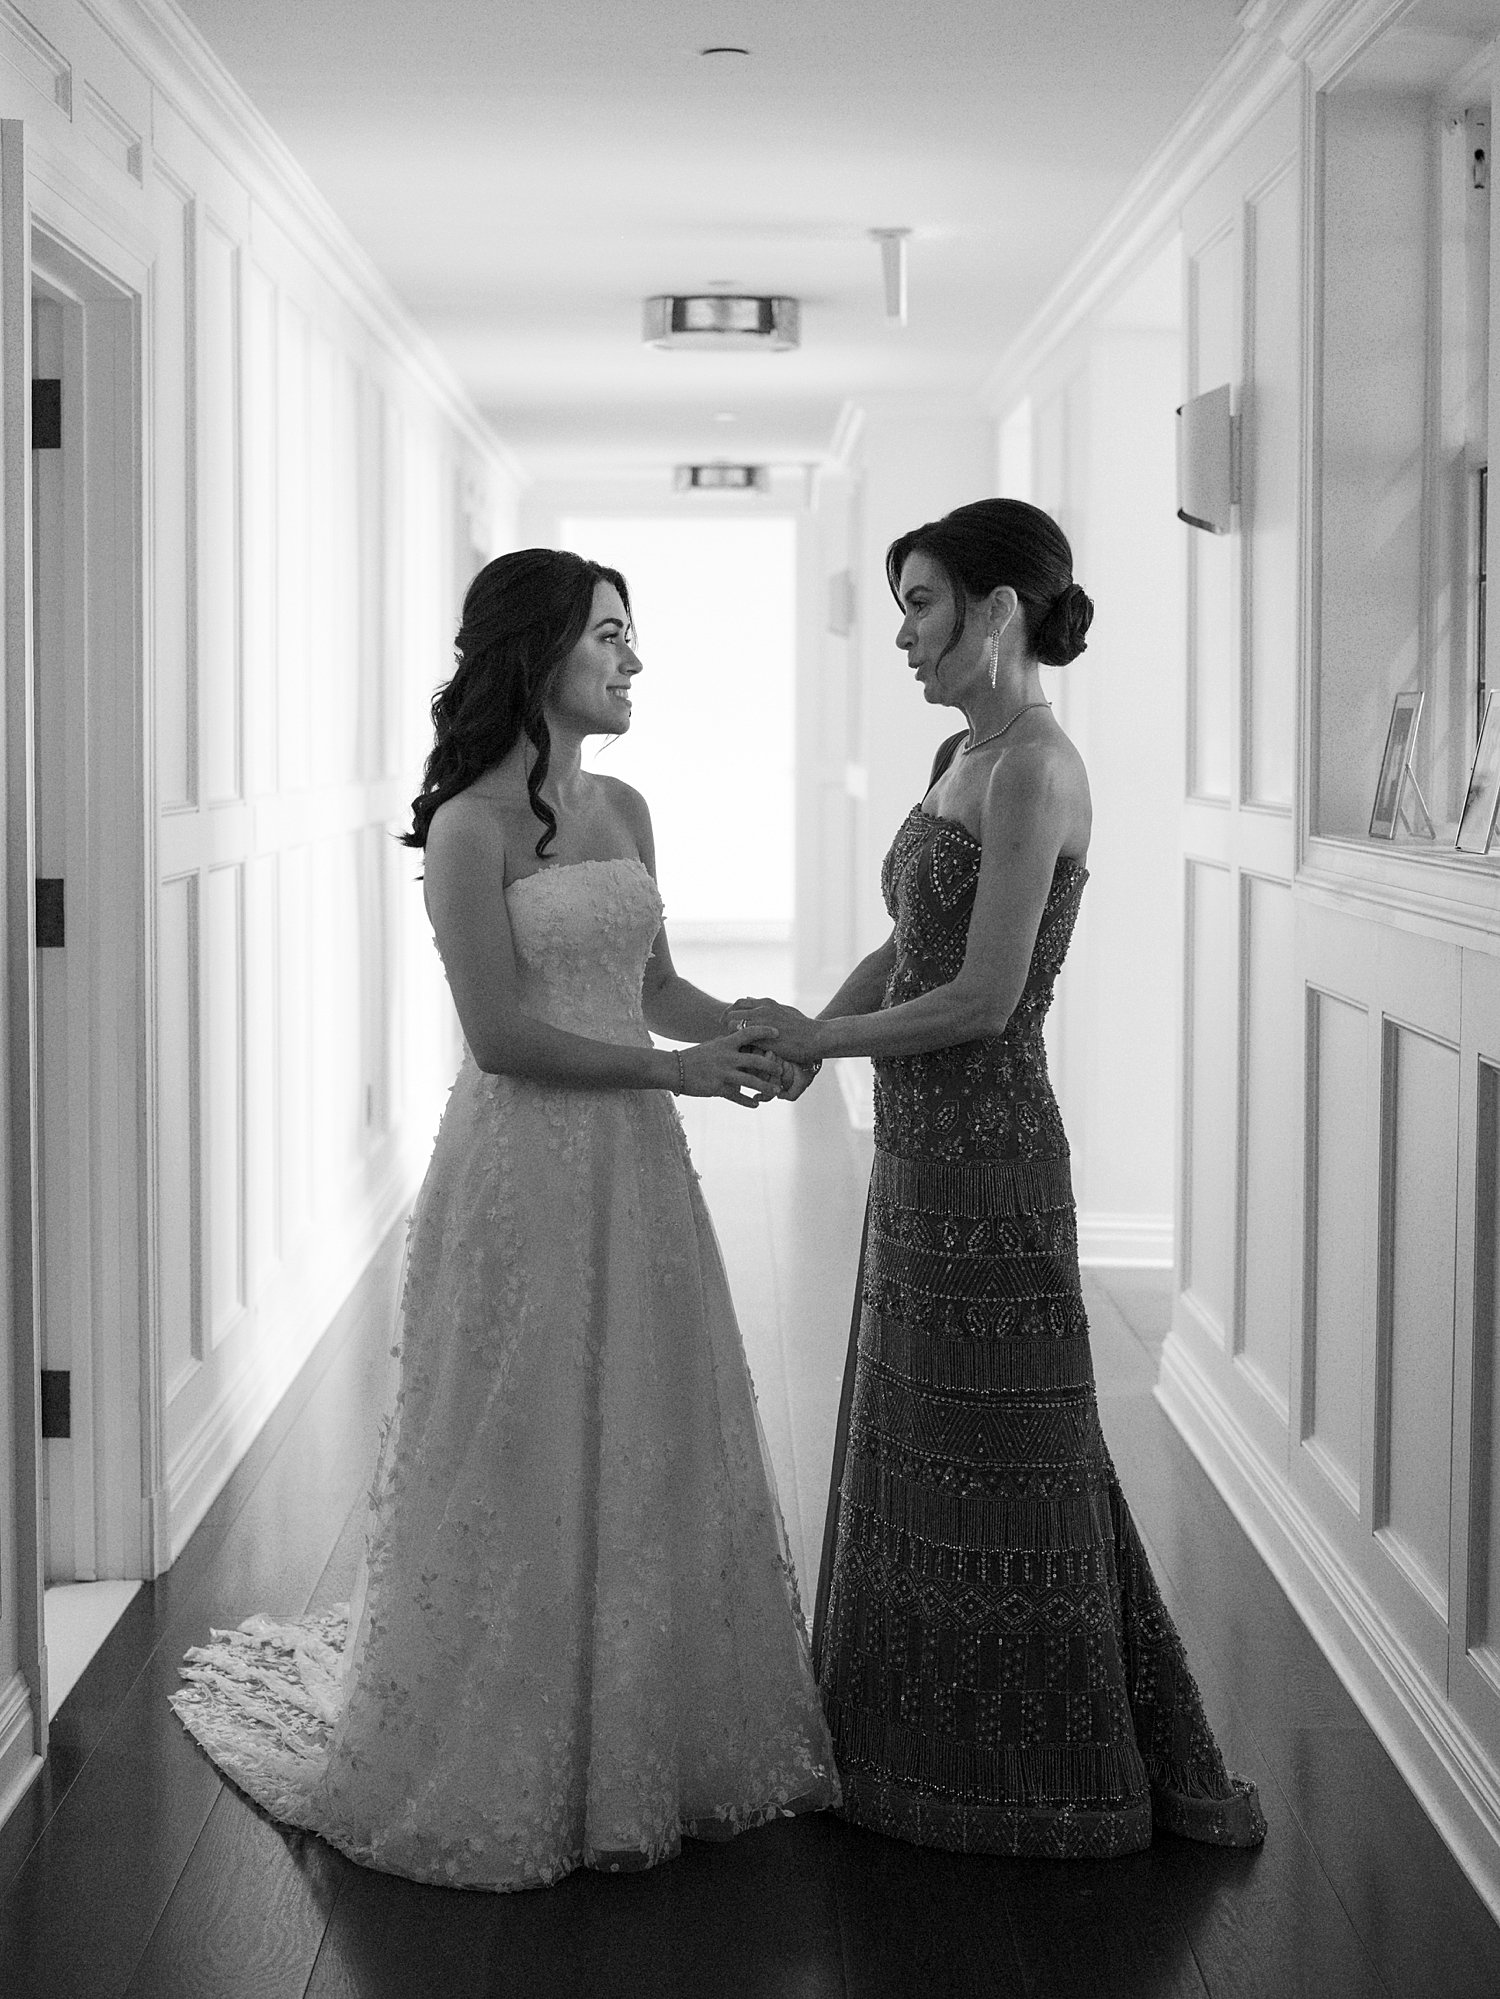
[173,0,1245,479]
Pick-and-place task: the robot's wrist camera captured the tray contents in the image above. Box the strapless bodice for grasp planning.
[504,857,661,1045]
[874,806,1089,1164]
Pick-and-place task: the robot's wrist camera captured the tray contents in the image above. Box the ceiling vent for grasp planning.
[644,295,799,352]
[674,463,767,493]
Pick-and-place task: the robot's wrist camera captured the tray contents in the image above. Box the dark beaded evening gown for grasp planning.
[813,739,1265,1858]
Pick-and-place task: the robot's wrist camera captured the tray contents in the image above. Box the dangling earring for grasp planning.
[985,630,999,690]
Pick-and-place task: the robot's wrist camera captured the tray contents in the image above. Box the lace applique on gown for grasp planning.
[812,795,1265,1858]
[171,857,839,1890]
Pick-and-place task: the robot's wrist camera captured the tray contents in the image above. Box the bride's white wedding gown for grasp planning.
[171,856,839,1890]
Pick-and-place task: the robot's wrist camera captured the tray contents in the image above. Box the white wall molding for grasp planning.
[980,30,1297,413]
[80,0,524,482]
[1158,1329,1500,1924]
[0,1668,39,1829]
[1077,1213,1174,1268]
[1298,847,1500,958]
[163,1159,414,1561]
[980,0,1422,419]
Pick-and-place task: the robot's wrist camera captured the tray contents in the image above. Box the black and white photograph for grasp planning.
[1369,689,1424,840]
[1458,692,1500,853]
[3,2,1500,1996]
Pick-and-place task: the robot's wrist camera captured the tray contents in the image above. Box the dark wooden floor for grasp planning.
[4,1078,1500,1996]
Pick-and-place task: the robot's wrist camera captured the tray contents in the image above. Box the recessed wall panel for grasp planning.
[277,297,310,791]
[200,217,241,803]
[399,426,443,769]
[151,178,194,809]
[206,863,244,1342]
[244,851,278,1296]
[277,843,311,1249]
[317,351,361,786]
[1308,989,1368,1504]
[1239,875,1295,1410]
[1472,1062,1500,1663]
[360,824,390,1140]
[378,392,402,780]
[1188,223,1237,802]
[1184,859,1235,1337]
[157,873,199,1395]
[310,833,364,1204]
[1379,1025,1459,1611]
[307,329,336,785]
[1244,162,1299,810]
[242,262,277,796]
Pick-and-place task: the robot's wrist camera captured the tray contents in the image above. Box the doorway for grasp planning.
[27,227,147,1716]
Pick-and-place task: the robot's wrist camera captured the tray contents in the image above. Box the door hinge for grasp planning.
[35,878,64,948]
[31,378,61,450]
[41,1370,70,1439]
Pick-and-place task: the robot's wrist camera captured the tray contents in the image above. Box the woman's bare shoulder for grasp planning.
[425,789,510,880]
[986,726,1091,851]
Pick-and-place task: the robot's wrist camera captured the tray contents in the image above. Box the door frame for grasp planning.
[2,125,155,1770]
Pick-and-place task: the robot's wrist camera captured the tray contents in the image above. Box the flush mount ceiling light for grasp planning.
[644,296,800,352]
[700,44,750,55]
[674,463,767,492]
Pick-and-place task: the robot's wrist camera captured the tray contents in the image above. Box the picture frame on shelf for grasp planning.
[1456,692,1500,853]
[1369,690,1434,841]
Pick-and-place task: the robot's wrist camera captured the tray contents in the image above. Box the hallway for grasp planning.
[5,0,1500,1981]
[3,1046,1499,1998]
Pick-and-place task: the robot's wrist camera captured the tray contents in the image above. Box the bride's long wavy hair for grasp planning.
[401,547,631,856]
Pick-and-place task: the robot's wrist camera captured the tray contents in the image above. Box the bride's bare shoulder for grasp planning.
[425,790,509,881]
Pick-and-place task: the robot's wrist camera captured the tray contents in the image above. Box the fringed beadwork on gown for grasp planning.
[172,857,839,1891]
[813,799,1265,1858]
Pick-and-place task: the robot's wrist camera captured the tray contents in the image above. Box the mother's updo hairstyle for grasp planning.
[402,546,631,856]
[886,497,1094,668]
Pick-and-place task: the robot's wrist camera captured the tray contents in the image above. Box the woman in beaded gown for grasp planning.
[739,499,1264,1859]
[170,548,838,1890]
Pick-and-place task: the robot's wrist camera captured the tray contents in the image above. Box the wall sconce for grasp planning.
[1176,384,1239,534]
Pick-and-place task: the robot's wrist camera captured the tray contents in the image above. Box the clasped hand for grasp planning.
[728,996,824,1103]
[679,998,823,1108]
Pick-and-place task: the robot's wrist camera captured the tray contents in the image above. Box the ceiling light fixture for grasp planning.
[700,45,750,55]
[675,463,767,492]
[644,295,799,351]
[870,228,911,325]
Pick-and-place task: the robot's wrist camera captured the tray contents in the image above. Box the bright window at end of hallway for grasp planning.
[559,515,796,937]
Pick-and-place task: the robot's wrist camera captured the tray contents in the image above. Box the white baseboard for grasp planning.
[0,1669,41,1835]
[1076,1212,1174,1266]
[1157,1329,1500,1925]
[164,1158,416,1563]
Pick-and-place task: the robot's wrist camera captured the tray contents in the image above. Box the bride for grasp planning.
[171,546,839,1889]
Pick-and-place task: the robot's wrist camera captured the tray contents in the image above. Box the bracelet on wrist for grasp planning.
[674,1049,686,1094]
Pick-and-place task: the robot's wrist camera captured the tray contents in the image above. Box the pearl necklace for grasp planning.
[962,700,1052,755]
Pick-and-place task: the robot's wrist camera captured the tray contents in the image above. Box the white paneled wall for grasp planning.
[0,0,518,1827]
[996,255,1186,1266]
[985,0,1500,1921]
[1237,871,1295,1417]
